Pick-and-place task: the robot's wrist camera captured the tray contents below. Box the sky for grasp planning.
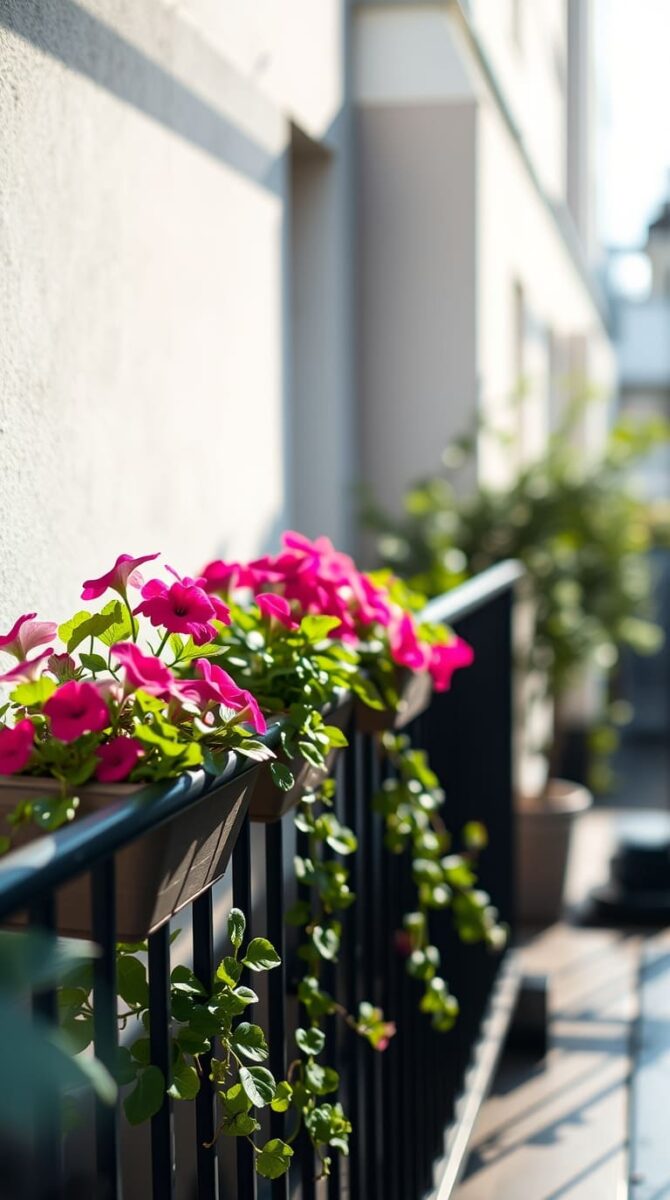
[596,0,670,259]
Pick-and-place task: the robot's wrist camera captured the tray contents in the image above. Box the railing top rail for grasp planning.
[0,560,522,916]
[421,560,524,626]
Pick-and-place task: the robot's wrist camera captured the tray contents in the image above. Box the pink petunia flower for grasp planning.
[256,593,299,630]
[0,719,34,775]
[95,736,142,783]
[188,659,267,733]
[81,553,160,601]
[200,559,258,595]
[43,681,109,743]
[111,642,175,698]
[428,637,474,692]
[0,613,58,660]
[0,648,55,685]
[389,612,430,672]
[134,579,227,645]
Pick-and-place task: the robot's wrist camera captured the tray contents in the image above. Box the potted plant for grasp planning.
[368,407,668,923]
[0,553,272,938]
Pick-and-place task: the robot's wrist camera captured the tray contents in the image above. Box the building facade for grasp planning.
[0,0,613,628]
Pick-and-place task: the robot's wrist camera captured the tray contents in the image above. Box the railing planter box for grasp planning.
[356,668,433,733]
[0,758,258,940]
[250,696,353,822]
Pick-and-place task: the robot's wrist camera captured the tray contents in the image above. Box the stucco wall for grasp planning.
[0,0,296,628]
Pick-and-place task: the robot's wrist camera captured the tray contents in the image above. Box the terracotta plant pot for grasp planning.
[516,778,592,927]
[0,760,259,940]
[356,669,433,734]
[250,698,353,823]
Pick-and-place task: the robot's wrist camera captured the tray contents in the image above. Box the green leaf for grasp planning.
[11,679,56,706]
[296,1026,325,1057]
[98,600,137,647]
[298,741,325,770]
[299,615,342,641]
[304,1062,339,1096]
[270,761,295,792]
[222,1111,260,1136]
[322,724,348,749]
[216,956,242,987]
[123,1065,165,1125]
[227,908,246,949]
[312,925,340,962]
[78,653,109,675]
[64,605,123,653]
[117,956,149,1009]
[219,1082,251,1115]
[270,1080,293,1113]
[256,1138,293,1180]
[58,611,94,647]
[232,985,259,1009]
[168,1060,200,1101]
[170,965,207,996]
[232,1023,268,1063]
[242,938,281,972]
[239,1065,276,1108]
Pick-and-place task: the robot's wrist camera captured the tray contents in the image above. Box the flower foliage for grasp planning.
[0,554,271,843]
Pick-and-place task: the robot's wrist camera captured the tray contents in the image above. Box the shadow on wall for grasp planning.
[0,0,283,194]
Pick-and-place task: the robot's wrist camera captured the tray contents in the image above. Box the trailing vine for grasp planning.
[59,909,294,1181]
[285,778,395,1178]
[374,732,507,1030]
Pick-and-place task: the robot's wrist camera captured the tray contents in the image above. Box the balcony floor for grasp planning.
[455,808,668,1200]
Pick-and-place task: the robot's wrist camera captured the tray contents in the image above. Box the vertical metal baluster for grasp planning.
[148,924,175,1200]
[295,820,316,1200]
[344,733,364,1200]
[30,892,63,1199]
[232,815,256,1199]
[91,859,121,1199]
[384,792,401,1200]
[366,737,384,1198]
[192,891,219,1200]
[265,819,289,1200]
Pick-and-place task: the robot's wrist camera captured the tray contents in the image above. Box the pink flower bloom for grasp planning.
[389,612,429,672]
[81,553,160,601]
[192,659,267,733]
[43,681,109,743]
[0,719,34,775]
[0,648,54,685]
[95,736,142,783]
[428,637,475,692]
[0,613,58,660]
[111,642,175,698]
[256,593,299,630]
[134,579,227,645]
[200,560,257,595]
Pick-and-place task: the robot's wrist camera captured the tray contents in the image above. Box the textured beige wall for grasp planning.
[0,1,291,627]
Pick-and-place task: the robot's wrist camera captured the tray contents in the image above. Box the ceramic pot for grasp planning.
[516,778,592,927]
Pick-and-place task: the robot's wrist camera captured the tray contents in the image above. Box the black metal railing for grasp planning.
[0,560,522,1200]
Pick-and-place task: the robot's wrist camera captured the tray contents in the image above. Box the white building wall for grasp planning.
[0,0,355,629]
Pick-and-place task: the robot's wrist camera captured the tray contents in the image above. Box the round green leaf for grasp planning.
[255,1138,294,1180]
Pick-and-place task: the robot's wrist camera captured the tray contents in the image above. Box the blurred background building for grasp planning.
[0,0,613,627]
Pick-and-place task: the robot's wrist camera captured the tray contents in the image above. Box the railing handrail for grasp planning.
[0,560,523,918]
[421,560,524,625]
